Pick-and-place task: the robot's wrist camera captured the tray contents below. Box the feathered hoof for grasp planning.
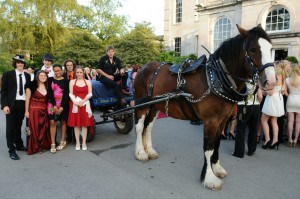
[135,149,149,161]
[212,161,227,179]
[146,148,158,159]
[202,173,223,191]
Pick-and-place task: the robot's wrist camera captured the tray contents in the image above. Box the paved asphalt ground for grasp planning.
[0,111,299,199]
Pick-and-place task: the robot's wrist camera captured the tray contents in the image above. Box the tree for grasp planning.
[55,29,104,67]
[115,22,162,65]
[0,0,127,72]
[89,0,128,43]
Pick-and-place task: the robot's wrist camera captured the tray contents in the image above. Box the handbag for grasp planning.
[24,118,31,136]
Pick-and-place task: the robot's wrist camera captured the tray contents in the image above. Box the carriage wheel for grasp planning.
[113,113,134,134]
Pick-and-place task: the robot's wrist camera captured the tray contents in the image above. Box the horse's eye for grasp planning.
[250,48,256,53]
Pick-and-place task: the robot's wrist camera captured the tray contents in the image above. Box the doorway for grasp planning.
[274,49,288,61]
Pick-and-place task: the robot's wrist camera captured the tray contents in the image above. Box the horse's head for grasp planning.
[237,24,276,91]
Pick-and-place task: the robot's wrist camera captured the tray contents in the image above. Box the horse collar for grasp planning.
[206,55,248,103]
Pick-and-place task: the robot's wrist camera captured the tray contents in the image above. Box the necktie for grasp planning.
[19,74,23,96]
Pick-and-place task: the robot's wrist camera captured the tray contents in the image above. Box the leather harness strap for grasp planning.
[149,62,168,96]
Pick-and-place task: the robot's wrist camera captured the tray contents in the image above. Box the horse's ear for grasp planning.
[236,24,248,37]
[257,24,262,28]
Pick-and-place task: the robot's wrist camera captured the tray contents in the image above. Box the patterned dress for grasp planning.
[47,77,69,121]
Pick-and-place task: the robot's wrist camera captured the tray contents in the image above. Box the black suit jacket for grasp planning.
[1,70,31,110]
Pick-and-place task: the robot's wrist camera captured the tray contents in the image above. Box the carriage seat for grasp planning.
[169,54,207,75]
[91,80,133,107]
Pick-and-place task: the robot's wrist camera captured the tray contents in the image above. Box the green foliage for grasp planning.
[90,0,128,42]
[0,50,14,74]
[285,56,299,63]
[115,22,162,65]
[157,51,198,64]
[0,0,126,66]
[55,30,104,67]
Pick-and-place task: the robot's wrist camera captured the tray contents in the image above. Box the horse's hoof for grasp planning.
[212,161,227,179]
[146,148,158,159]
[202,172,223,191]
[135,150,149,161]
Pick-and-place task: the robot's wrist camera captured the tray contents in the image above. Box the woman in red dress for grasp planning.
[25,70,51,155]
[68,66,93,150]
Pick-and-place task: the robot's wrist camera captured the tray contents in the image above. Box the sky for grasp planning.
[77,0,164,35]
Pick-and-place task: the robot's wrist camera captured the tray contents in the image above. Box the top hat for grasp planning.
[43,53,54,61]
[12,54,26,64]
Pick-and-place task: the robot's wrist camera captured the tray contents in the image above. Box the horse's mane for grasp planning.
[215,26,271,63]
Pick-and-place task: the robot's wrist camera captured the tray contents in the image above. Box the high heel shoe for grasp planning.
[221,134,227,140]
[293,141,297,148]
[56,141,67,151]
[270,141,279,150]
[256,136,261,144]
[50,144,57,154]
[82,143,88,151]
[262,140,271,149]
[75,144,80,151]
[287,141,293,147]
[229,132,235,140]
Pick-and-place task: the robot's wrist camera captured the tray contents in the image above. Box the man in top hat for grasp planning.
[1,54,31,160]
[41,53,54,77]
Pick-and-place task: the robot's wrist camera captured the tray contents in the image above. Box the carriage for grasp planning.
[88,25,276,191]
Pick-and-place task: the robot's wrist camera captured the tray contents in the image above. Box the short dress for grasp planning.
[286,78,300,113]
[262,85,285,117]
[67,80,94,127]
[47,77,69,121]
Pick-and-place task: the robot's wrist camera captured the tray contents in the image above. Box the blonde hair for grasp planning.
[289,64,300,87]
[275,60,291,78]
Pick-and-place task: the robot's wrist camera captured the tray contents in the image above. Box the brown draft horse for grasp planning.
[133,25,276,190]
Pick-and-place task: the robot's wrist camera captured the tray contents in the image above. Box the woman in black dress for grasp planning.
[47,64,69,153]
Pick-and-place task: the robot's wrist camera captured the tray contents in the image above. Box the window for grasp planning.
[266,7,290,32]
[176,0,182,23]
[213,17,232,51]
[175,37,181,54]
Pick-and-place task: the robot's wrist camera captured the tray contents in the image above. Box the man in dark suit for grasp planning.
[1,55,31,160]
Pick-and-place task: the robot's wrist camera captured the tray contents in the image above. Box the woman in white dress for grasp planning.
[286,64,300,147]
[261,63,287,150]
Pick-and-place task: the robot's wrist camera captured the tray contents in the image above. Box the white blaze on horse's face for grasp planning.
[258,38,276,89]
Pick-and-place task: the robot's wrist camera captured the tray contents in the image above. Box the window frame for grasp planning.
[174,37,181,55]
[213,17,232,51]
[265,7,290,33]
[175,0,182,23]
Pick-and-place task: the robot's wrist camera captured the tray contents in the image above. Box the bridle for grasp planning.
[242,38,274,87]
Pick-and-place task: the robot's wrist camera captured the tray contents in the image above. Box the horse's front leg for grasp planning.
[142,111,159,159]
[135,114,149,161]
[201,123,223,191]
[211,134,227,179]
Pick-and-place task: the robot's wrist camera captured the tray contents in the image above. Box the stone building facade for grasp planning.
[164,0,300,61]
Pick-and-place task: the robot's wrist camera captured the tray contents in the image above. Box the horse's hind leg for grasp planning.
[142,107,159,159]
[201,122,223,191]
[211,135,227,179]
[135,109,148,161]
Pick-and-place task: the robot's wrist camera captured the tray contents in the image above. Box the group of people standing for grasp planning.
[1,46,132,160]
[230,60,300,158]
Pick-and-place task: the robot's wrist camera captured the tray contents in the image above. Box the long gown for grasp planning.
[27,90,51,155]
[67,80,94,127]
